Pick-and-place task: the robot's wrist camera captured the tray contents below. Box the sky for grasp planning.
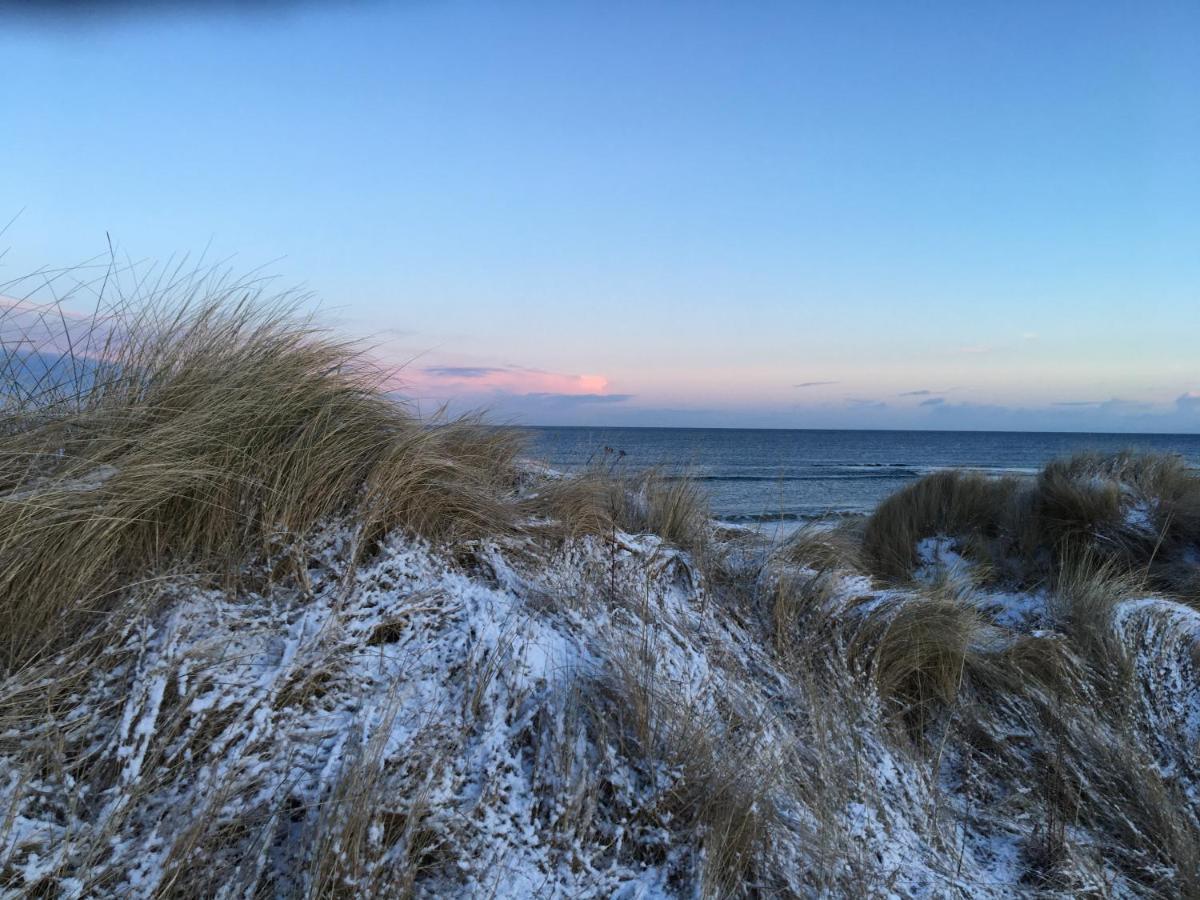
[1,0,1198,431]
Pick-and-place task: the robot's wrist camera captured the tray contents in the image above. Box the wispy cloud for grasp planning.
[407,361,617,402]
[846,397,887,410]
[523,392,634,405]
[919,397,944,407]
[1053,398,1154,413]
[422,365,504,379]
[899,389,933,396]
[794,380,837,388]
[1176,392,1200,412]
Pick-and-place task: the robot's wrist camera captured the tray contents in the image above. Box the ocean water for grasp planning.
[524,427,1200,524]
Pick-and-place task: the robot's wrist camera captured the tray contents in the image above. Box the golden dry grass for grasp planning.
[763,569,842,660]
[525,468,625,538]
[776,521,863,573]
[851,591,983,731]
[626,468,711,552]
[861,452,1200,607]
[0,282,524,671]
[861,470,1021,580]
[527,465,711,553]
[0,267,720,674]
[1031,456,1124,553]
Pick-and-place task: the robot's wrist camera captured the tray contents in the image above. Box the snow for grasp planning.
[1123,498,1157,535]
[1,527,718,895]
[914,535,971,583]
[975,589,1050,631]
[1,509,1198,896]
[1115,597,1200,754]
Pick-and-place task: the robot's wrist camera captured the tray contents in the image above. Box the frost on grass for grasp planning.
[0,523,992,896]
[914,536,970,583]
[2,512,1200,896]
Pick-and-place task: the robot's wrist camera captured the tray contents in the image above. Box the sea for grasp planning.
[524,427,1200,527]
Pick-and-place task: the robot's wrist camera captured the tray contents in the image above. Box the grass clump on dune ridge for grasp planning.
[850,588,984,731]
[1045,452,1200,603]
[0,269,523,671]
[528,464,711,554]
[0,265,717,672]
[776,521,863,573]
[625,468,711,551]
[862,470,1021,580]
[861,451,1200,602]
[1032,455,1124,550]
[527,468,626,538]
[1038,450,1200,537]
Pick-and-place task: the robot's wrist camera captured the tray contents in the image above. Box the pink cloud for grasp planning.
[0,297,628,408]
[407,363,613,398]
[0,295,115,357]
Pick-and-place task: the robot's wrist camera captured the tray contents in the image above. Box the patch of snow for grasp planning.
[1122,498,1158,536]
[973,588,1049,631]
[3,513,1197,896]
[914,535,972,583]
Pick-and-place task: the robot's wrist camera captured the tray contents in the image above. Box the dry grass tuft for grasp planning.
[1031,456,1125,554]
[525,469,625,538]
[776,521,863,573]
[527,465,711,553]
[851,591,984,731]
[862,471,1021,580]
[861,451,1200,608]
[0,272,524,670]
[763,569,842,661]
[1036,452,1200,603]
[357,416,523,551]
[1043,554,1141,703]
[625,468,711,552]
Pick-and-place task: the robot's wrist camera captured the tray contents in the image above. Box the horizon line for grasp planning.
[517,423,1200,437]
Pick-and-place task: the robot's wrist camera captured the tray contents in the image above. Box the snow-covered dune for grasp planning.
[4,498,1199,896]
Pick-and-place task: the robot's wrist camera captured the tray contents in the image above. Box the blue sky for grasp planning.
[2,0,1198,430]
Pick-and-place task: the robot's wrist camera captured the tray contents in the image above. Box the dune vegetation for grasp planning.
[1,272,1199,897]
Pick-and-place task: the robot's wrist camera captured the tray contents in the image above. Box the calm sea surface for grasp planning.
[524,427,1200,524]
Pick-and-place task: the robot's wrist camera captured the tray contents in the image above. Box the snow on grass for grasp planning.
[1123,499,1157,535]
[914,536,971,584]
[2,514,1199,896]
[973,588,1050,631]
[1115,597,1200,781]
